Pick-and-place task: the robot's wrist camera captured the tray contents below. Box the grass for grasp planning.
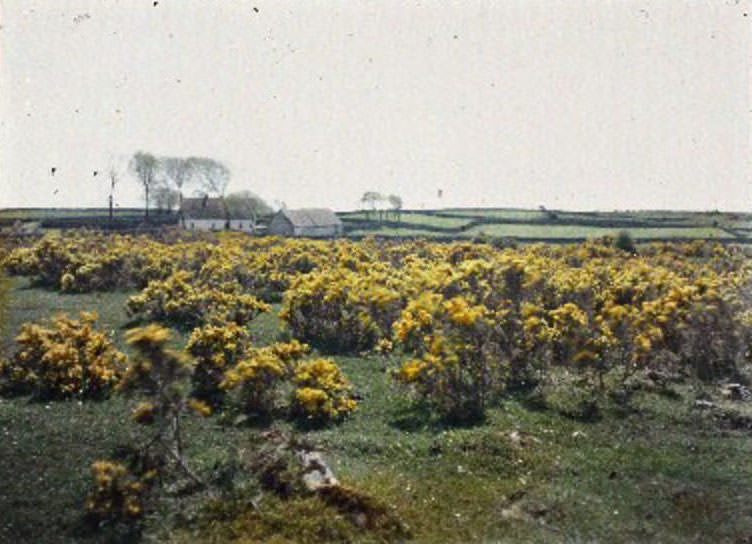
[396,212,473,229]
[1,278,752,542]
[438,209,548,220]
[348,227,456,239]
[341,211,473,229]
[464,224,734,240]
[0,208,144,220]
[341,208,750,242]
[348,225,733,240]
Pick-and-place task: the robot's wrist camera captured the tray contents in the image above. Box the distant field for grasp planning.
[342,208,744,241]
[348,224,733,240]
[342,211,472,229]
[0,208,144,220]
[464,224,734,240]
[1,206,748,242]
[348,227,455,238]
[438,208,548,220]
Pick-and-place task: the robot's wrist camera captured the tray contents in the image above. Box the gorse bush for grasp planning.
[4,231,749,422]
[1,231,215,292]
[185,320,250,405]
[392,293,513,421]
[85,459,157,523]
[291,358,357,421]
[221,340,311,416]
[0,312,126,399]
[280,264,405,353]
[126,270,270,329]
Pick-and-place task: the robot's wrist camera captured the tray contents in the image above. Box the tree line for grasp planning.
[360,191,403,222]
[127,152,232,220]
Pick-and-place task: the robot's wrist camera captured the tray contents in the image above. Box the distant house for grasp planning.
[267,208,343,237]
[181,196,256,233]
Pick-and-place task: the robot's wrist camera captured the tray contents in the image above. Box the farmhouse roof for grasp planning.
[277,208,341,227]
[181,197,256,220]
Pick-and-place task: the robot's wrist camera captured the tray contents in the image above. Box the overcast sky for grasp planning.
[0,0,749,211]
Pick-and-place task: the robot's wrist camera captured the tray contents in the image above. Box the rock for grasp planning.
[298,451,339,491]
[500,502,526,521]
[233,414,250,426]
[694,400,716,410]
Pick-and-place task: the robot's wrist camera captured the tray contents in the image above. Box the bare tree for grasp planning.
[162,157,196,209]
[153,181,180,213]
[360,191,383,221]
[190,157,231,198]
[388,194,403,222]
[129,151,161,220]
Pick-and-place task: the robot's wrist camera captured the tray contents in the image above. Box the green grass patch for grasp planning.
[439,209,548,221]
[465,224,734,240]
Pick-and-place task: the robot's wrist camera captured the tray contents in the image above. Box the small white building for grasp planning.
[267,208,343,237]
[181,197,257,233]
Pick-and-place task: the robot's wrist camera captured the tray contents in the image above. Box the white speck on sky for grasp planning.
[0,0,749,211]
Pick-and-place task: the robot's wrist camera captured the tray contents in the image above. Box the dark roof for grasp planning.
[276,208,342,227]
[181,197,256,220]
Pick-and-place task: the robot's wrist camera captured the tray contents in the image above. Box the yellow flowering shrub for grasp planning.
[392,294,510,420]
[85,459,157,523]
[220,340,310,415]
[290,358,357,420]
[126,270,270,329]
[185,321,250,404]
[4,231,749,408]
[1,246,39,276]
[0,311,126,399]
[281,264,405,352]
[1,231,220,293]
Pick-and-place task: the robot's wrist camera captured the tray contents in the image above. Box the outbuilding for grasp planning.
[267,208,343,237]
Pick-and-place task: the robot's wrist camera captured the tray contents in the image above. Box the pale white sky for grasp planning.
[0,0,749,211]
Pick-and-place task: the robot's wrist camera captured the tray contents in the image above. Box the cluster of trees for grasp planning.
[360,191,403,222]
[128,152,232,219]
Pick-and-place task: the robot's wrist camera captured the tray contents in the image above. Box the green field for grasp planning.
[437,209,549,221]
[2,276,752,543]
[347,224,733,240]
[464,224,734,240]
[341,208,747,242]
[0,208,145,220]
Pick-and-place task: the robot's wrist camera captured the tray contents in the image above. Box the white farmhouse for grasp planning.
[180,196,257,233]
